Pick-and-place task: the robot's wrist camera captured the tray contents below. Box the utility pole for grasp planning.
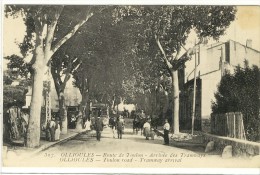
[191,45,198,135]
[219,46,224,77]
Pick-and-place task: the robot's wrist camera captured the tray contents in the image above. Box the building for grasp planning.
[180,40,260,132]
[25,75,82,111]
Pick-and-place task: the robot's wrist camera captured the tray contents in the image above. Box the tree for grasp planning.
[212,61,260,141]
[71,7,136,114]
[114,6,236,133]
[51,47,81,134]
[3,85,27,109]
[4,54,33,84]
[5,5,104,147]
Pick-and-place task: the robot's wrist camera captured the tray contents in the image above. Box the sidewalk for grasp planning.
[3,128,89,161]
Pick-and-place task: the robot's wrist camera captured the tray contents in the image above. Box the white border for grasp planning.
[1,0,260,5]
[2,167,260,174]
[1,0,260,174]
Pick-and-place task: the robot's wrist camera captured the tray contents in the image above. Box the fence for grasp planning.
[211,112,246,140]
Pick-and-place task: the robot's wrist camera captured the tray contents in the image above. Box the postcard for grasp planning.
[1,1,260,174]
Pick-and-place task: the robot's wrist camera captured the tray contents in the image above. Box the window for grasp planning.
[225,42,230,63]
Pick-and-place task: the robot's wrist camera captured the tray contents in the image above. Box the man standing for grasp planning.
[117,115,124,139]
[163,119,170,145]
[109,115,117,138]
[95,116,103,141]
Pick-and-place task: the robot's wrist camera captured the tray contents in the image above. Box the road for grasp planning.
[12,123,257,168]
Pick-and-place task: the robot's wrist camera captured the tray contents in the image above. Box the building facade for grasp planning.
[25,75,82,111]
[180,40,260,132]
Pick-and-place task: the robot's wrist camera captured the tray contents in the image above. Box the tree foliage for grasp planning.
[212,61,260,141]
[113,5,236,133]
[4,54,32,80]
[114,6,236,66]
[5,5,108,146]
[71,7,136,107]
[3,85,27,109]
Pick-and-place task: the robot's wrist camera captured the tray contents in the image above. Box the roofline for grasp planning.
[206,40,260,53]
[228,39,260,53]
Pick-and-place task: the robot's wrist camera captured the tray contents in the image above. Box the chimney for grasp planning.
[246,39,252,48]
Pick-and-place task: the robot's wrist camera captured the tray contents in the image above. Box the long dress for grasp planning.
[54,123,60,141]
[76,116,83,131]
[49,121,56,141]
[85,120,91,131]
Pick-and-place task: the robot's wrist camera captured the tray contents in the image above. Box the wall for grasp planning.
[229,40,260,70]
[200,70,221,119]
[203,133,260,157]
[50,76,82,109]
[185,43,225,121]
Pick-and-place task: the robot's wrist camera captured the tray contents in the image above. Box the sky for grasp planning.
[219,6,260,50]
[2,6,260,68]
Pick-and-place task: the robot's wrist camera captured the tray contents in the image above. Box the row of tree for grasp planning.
[5,5,236,147]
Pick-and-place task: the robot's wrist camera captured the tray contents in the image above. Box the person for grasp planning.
[133,115,140,134]
[140,110,146,119]
[109,115,117,138]
[48,119,56,142]
[45,120,52,141]
[143,119,151,140]
[95,116,103,141]
[75,112,83,131]
[90,115,96,130]
[163,119,170,145]
[84,119,91,131]
[116,115,124,139]
[54,121,60,141]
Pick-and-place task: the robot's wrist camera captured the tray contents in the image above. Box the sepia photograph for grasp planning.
[1,1,260,174]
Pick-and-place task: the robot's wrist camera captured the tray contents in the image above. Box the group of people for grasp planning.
[109,115,125,139]
[89,110,171,146]
[91,113,125,141]
[143,117,170,145]
[4,104,62,143]
[45,118,60,142]
[133,109,171,145]
[4,105,28,143]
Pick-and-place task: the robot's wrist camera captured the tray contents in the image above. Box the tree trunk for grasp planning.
[80,90,90,120]
[171,70,180,134]
[111,99,115,112]
[85,94,90,120]
[59,92,68,134]
[26,57,44,148]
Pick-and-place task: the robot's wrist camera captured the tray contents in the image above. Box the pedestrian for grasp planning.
[117,115,124,139]
[109,116,117,138]
[90,116,95,130]
[76,112,83,131]
[143,119,151,140]
[95,116,103,141]
[163,119,170,145]
[45,120,51,141]
[54,122,60,141]
[49,119,56,142]
[140,110,146,119]
[84,119,91,131]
